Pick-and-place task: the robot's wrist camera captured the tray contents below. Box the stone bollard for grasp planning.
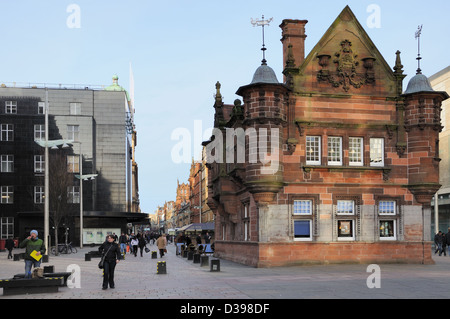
[151,251,157,259]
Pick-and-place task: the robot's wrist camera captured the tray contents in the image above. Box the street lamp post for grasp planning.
[72,140,97,249]
[44,89,49,255]
[35,88,73,255]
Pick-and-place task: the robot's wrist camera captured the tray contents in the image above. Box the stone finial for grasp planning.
[215,81,222,104]
[393,50,404,75]
[285,44,296,68]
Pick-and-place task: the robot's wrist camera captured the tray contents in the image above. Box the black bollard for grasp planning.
[157,261,167,274]
[210,259,220,272]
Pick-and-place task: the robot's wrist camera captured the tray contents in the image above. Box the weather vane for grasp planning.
[415,24,423,74]
[251,15,273,65]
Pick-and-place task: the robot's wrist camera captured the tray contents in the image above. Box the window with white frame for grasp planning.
[1,217,14,239]
[336,200,355,215]
[293,200,312,215]
[379,220,396,240]
[294,220,312,241]
[34,155,45,173]
[67,125,79,141]
[0,155,13,173]
[349,137,363,166]
[5,101,17,114]
[335,196,360,241]
[370,138,384,167]
[377,199,398,240]
[34,186,44,204]
[38,102,45,115]
[292,196,316,241]
[67,155,79,173]
[0,186,13,204]
[34,124,45,140]
[1,124,13,141]
[337,220,354,240]
[328,136,342,165]
[67,186,80,204]
[379,200,396,215]
[69,102,81,115]
[306,136,321,165]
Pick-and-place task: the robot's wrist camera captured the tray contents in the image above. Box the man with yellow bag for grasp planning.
[19,230,46,278]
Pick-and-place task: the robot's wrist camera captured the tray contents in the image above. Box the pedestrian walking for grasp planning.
[203,232,211,244]
[98,235,122,290]
[185,234,191,246]
[446,228,450,257]
[19,230,46,278]
[435,231,445,256]
[131,236,138,257]
[118,232,128,255]
[156,234,167,258]
[5,237,15,259]
[196,234,202,245]
[138,233,147,257]
[443,232,448,256]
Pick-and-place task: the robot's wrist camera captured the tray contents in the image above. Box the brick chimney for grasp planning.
[279,19,308,68]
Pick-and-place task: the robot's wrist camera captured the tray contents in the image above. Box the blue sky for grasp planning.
[0,0,449,214]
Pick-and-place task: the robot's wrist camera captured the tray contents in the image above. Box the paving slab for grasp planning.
[0,243,449,300]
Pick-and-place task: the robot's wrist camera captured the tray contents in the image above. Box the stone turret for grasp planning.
[403,70,449,204]
[235,62,290,204]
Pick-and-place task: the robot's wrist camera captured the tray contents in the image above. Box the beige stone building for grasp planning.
[430,66,450,232]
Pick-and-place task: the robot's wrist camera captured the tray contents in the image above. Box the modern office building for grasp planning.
[0,76,147,246]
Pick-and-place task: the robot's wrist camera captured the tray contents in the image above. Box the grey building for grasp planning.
[0,76,147,246]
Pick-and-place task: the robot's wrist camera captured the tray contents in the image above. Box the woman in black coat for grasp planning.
[137,233,147,257]
[99,235,122,290]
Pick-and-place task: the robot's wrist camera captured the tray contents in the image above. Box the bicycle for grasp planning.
[50,242,78,255]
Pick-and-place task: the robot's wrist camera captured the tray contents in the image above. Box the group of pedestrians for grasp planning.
[12,229,212,291]
[175,232,211,246]
[116,232,167,258]
[434,229,450,256]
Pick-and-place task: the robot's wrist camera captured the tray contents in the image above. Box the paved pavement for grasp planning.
[0,243,449,300]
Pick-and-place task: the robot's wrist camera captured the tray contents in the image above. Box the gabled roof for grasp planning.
[296,5,397,95]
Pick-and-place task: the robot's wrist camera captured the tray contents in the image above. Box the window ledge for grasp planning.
[301,164,390,171]
[301,165,391,181]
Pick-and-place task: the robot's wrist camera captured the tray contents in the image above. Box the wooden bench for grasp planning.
[0,277,64,296]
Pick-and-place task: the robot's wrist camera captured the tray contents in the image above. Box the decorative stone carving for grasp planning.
[317,40,375,92]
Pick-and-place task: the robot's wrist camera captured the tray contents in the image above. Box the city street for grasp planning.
[0,243,448,300]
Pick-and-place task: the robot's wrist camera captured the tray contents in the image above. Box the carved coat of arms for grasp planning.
[317,40,375,92]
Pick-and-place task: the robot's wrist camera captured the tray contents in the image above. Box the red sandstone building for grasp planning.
[204,6,448,267]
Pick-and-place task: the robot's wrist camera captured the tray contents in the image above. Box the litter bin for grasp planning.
[0,239,5,251]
